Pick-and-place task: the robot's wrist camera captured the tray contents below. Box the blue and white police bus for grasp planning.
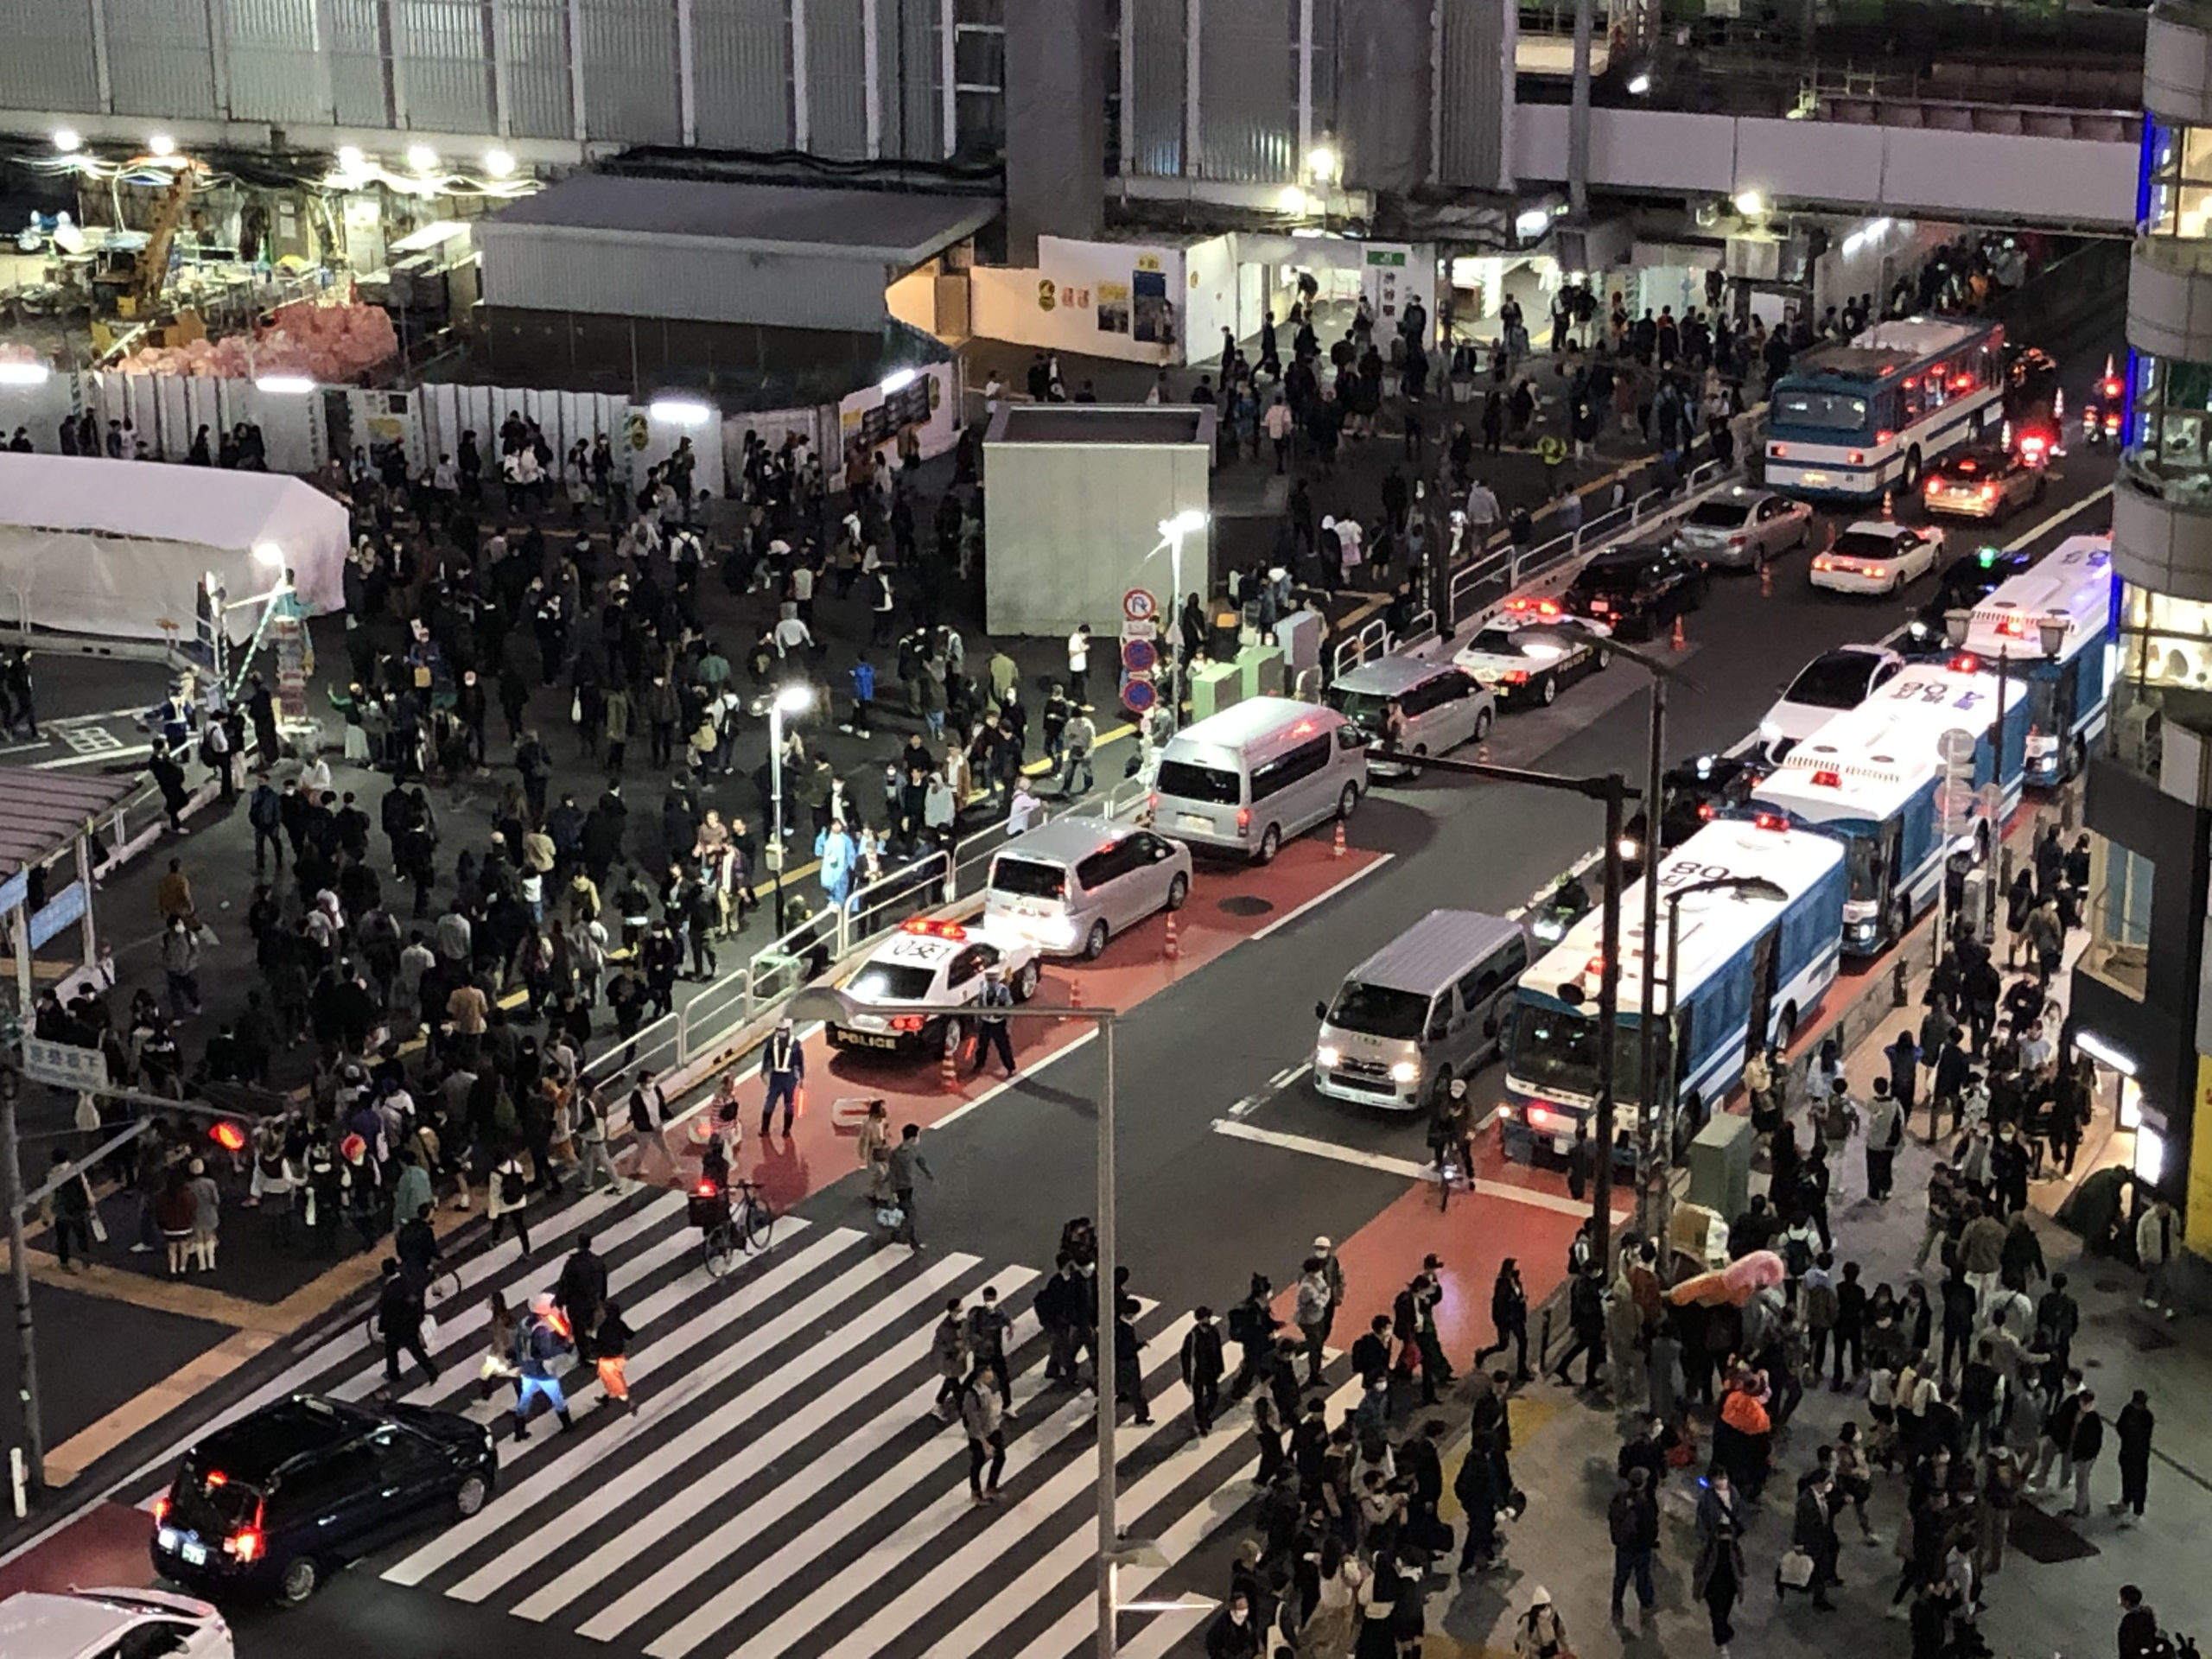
[1955,533,2117,785]
[1876,655,2035,823]
[1499,818,1847,1167]
[1764,317,2006,503]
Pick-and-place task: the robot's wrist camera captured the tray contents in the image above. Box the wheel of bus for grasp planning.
[1536,671,1560,706]
[1336,782,1360,821]
[1083,918,1110,959]
[1012,957,1040,1001]
[1254,823,1283,865]
[1900,445,1924,493]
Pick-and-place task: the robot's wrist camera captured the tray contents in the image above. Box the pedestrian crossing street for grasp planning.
[119,1183,1359,1659]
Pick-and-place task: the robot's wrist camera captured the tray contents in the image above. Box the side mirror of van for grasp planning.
[1314,1001,1329,1021]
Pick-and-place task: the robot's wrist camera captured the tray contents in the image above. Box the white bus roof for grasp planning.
[1754,701,1946,825]
[1858,658,2027,751]
[1522,820,1843,1014]
[1960,534,2113,664]
[1851,317,1994,359]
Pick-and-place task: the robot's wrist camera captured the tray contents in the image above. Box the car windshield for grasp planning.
[1155,760,1241,804]
[1834,531,1903,560]
[1772,388,1869,432]
[1687,500,1753,529]
[1508,1003,1651,1104]
[1784,655,1878,709]
[169,1458,263,1535]
[989,857,1066,900]
[848,963,937,1001]
[1327,982,1432,1040]
[1466,629,1527,658]
[1325,688,1392,728]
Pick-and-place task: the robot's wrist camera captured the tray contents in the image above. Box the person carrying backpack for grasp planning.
[487,1144,531,1253]
[1225,1274,1276,1400]
[512,1291,576,1440]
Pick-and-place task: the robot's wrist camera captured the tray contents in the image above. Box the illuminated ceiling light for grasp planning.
[1516,207,1551,239]
[336,144,365,172]
[1732,189,1764,218]
[484,148,516,178]
[148,133,175,157]
[1305,144,1338,185]
[53,129,80,154]
[648,397,714,426]
[1626,72,1652,96]
[0,362,52,386]
[406,143,438,174]
[879,367,918,395]
[254,374,316,394]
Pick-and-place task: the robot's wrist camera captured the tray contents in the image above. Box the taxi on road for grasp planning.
[826,917,1042,1057]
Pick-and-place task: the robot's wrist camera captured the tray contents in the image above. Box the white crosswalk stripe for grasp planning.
[133,1184,1290,1659]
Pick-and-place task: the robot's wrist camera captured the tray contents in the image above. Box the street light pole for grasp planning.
[0,1067,41,1499]
[1592,778,1624,1269]
[1151,512,1207,734]
[1633,677,1666,1243]
[766,684,814,932]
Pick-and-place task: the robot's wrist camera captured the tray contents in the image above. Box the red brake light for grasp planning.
[890,1015,925,1033]
[1866,564,1886,579]
[1924,479,1942,494]
[1585,954,1605,976]
[228,1528,263,1563]
[694,1179,718,1197]
[1753,812,1785,831]
[1697,801,1716,820]
[1501,669,1529,684]
[1527,1103,1565,1131]
[1904,377,1916,389]
[1980,484,1996,502]
[211,1121,249,1153]
[1949,652,1979,673]
[1847,450,1864,465]
[204,1471,227,1488]
[1810,769,1841,788]
[2104,378,2121,398]
[1952,373,1974,391]
[152,1496,170,1524]
[1877,429,1893,443]
[1769,443,1788,458]
[1726,534,1746,547]
[1236,807,1251,832]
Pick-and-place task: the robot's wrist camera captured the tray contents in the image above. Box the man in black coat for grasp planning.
[556,1233,609,1362]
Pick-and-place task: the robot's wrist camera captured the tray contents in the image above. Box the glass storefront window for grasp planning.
[2143,119,2212,242]
[2084,840,2154,1001]
[2122,354,2212,485]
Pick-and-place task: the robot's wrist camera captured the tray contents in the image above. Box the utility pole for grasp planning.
[1592,778,1624,1269]
[1567,0,1595,220]
[1634,678,1667,1243]
[1,1067,42,1497]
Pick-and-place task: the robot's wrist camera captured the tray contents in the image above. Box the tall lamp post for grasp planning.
[1645,875,1788,1246]
[766,683,815,931]
[1148,511,1208,734]
[785,987,1159,1658]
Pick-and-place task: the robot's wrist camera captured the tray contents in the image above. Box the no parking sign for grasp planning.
[1121,588,1160,714]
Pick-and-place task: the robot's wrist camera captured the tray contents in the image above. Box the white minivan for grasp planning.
[1313,909,1531,1111]
[983,816,1193,958]
[1150,696,1367,862]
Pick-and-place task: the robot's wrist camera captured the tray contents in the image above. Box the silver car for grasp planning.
[1674,486,1814,569]
[982,816,1193,959]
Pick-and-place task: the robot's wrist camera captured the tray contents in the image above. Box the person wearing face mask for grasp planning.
[1427,1077,1478,1198]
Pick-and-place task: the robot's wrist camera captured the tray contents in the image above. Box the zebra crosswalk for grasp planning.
[118,1185,1325,1659]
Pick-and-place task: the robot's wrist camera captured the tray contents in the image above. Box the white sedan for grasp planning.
[826,917,1041,1057]
[1758,644,1905,761]
[1808,521,1946,595]
[1,1587,232,1659]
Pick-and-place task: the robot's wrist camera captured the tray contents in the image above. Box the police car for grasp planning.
[1451,596,1614,708]
[825,918,1043,1057]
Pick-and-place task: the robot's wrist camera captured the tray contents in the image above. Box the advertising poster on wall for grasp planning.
[1134,270,1174,346]
[1363,245,1414,334]
[1097,281,1131,334]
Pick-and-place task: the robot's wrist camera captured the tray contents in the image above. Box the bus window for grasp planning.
[1900,376,1925,423]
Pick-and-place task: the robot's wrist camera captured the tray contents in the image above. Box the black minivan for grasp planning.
[153,1395,497,1605]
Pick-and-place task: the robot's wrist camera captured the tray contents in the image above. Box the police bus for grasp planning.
[1499,818,1847,1167]
[1764,317,2006,503]
[1953,533,2117,785]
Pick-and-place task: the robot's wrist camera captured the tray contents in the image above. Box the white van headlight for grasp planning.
[1389,1060,1421,1084]
[1315,1044,1342,1071]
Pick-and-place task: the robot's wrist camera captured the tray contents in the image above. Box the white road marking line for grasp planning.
[31,743,151,770]
[1209,1119,1623,1220]
[935,1027,1098,1129]
[1267,1063,1300,1087]
[1249,852,1395,941]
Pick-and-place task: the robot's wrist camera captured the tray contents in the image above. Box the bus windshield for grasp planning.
[1507,1002,1653,1105]
[1771,388,1870,434]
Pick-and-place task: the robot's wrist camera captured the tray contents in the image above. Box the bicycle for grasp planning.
[696,1179,777,1278]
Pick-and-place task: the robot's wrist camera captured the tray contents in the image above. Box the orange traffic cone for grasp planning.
[940,1030,960,1092]
[1880,488,1895,521]
[1478,741,1491,764]
[1670,613,1687,652]
[1759,561,1773,599]
[1067,975,1083,1010]
[1332,820,1347,860]
[1163,908,1180,961]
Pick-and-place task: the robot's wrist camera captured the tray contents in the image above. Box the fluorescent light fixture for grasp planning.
[1732,189,1764,218]
[2075,1028,2137,1077]
[53,129,80,154]
[880,367,918,395]
[149,132,175,156]
[1306,145,1338,184]
[1516,207,1551,239]
[1867,216,1893,238]
[1278,185,1308,215]
[251,541,285,566]
[337,144,365,172]
[1842,232,1869,257]
[484,148,516,178]
[1160,510,1208,539]
[406,143,438,173]
[0,362,51,385]
[647,397,714,427]
[2134,1122,2164,1184]
[773,684,815,715]
[1626,72,1652,96]
[254,374,315,394]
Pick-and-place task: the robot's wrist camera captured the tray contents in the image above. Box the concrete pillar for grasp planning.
[1004,0,1107,264]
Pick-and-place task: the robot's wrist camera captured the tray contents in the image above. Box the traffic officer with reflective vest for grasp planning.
[759,1016,805,1137]
[972,964,1017,1078]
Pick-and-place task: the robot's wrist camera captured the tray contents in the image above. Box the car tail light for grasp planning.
[1526,1103,1566,1131]
[1812,555,1834,571]
[1726,534,1746,548]
[1866,563,1886,580]
[1847,450,1865,465]
[1769,443,1788,458]
[1236,807,1250,834]
[1924,478,1942,495]
[1950,652,1980,673]
[1877,429,1894,443]
[1697,801,1717,820]
[694,1179,718,1197]
[152,1496,170,1525]
[227,1528,264,1563]
[1501,669,1529,684]
[1980,484,1996,503]
[1753,812,1785,830]
[889,1014,925,1033]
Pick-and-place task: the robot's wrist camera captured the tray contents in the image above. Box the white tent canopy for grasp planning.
[0,454,347,641]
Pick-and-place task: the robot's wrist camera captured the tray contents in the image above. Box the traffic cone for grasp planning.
[1881,488,1894,522]
[1670,613,1687,652]
[1163,908,1180,961]
[1067,975,1083,1010]
[1332,820,1347,860]
[940,1030,960,1093]
[1759,560,1773,599]
[1478,741,1491,764]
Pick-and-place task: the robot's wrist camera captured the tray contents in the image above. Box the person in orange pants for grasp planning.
[594,1300,634,1411]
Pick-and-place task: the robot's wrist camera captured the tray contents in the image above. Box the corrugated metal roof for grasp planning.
[480,175,995,264]
[0,772,141,880]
